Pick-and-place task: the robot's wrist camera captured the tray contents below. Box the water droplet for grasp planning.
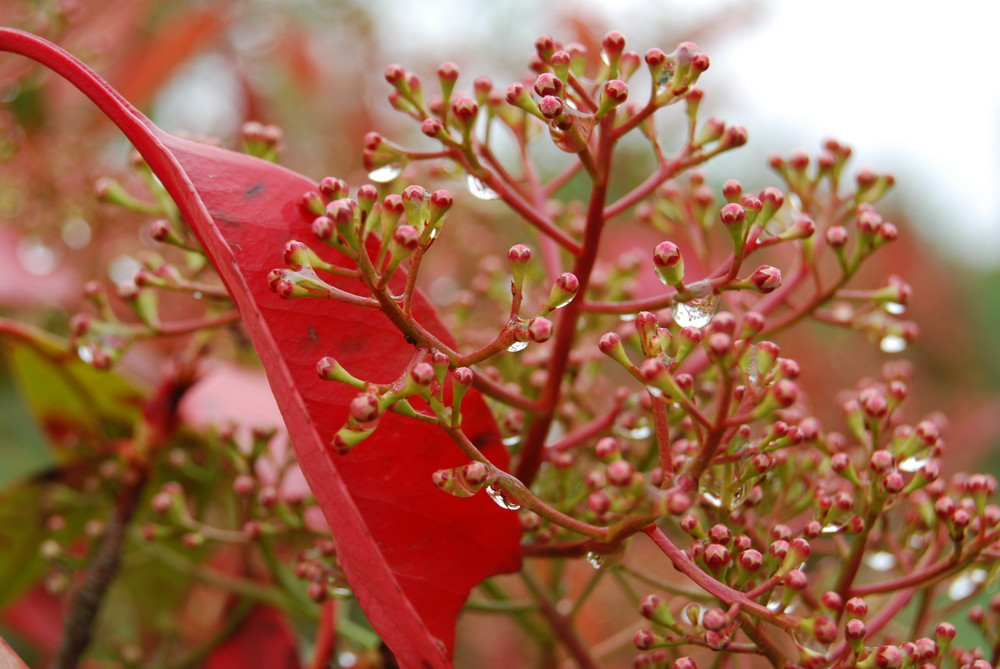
[885,302,906,315]
[467,175,499,200]
[864,551,896,572]
[821,523,845,534]
[61,216,92,249]
[626,425,652,439]
[555,598,573,615]
[338,651,358,668]
[76,346,94,364]
[585,551,604,570]
[671,295,719,329]
[701,491,722,508]
[501,435,521,447]
[646,385,663,398]
[618,313,637,322]
[507,341,529,353]
[899,456,928,473]
[879,334,907,353]
[485,484,520,510]
[16,237,59,276]
[367,163,403,183]
[192,291,204,300]
[948,569,987,600]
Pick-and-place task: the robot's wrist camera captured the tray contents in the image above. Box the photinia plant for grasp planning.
[0,20,998,669]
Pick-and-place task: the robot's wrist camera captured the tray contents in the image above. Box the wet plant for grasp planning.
[0,21,997,669]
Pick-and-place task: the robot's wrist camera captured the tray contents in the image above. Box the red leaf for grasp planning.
[0,29,522,667]
[203,605,301,669]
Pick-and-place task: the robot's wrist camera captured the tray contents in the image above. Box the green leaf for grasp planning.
[0,320,143,460]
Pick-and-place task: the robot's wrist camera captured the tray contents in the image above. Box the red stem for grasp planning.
[642,525,797,633]
[308,600,337,669]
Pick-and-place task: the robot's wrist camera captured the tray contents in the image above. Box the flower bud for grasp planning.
[527,317,554,343]
[652,241,684,286]
[750,265,782,293]
[639,594,676,627]
[543,272,579,312]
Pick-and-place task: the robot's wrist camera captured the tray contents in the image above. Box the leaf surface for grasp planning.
[0,28,523,667]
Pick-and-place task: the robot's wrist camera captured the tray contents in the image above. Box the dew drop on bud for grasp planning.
[467,175,499,200]
[585,551,604,570]
[671,295,719,329]
[507,341,529,353]
[898,456,928,472]
[485,484,520,510]
[76,346,94,364]
[367,162,404,183]
[879,334,906,353]
[885,302,906,315]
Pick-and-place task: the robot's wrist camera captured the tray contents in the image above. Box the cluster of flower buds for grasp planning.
[294,538,351,603]
[240,120,283,161]
[141,426,315,546]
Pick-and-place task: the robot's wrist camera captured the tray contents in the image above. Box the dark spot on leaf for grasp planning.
[308,325,319,344]
[404,334,416,345]
[245,183,265,198]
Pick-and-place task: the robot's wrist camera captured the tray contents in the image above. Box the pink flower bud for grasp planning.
[533,72,563,98]
[410,362,435,386]
[436,61,459,83]
[602,31,626,57]
[719,203,745,227]
[708,523,732,544]
[882,471,905,493]
[634,628,656,650]
[869,449,895,473]
[645,48,667,68]
[773,379,798,407]
[784,569,807,590]
[451,96,479,123]
[846,618,867,640]
[537,95,564,119]
[421,118,444,138]
[721,125,748,148]
[349,393,380,423]
[707,332,732,358]
[594,437,620,460]
[859,388,888,418]
[606,459,634,487]
[750,265,782,293]
[821,591,843,611]
[392,224,420,252]
[704,543,731,570]
[527,317,554,343]
[535,34,560,61]
[702,608,727,631]
[738,549,762,572]
[874,645,903,669]
[603,79,629,105]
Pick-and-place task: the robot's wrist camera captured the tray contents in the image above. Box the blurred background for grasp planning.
[1,0,999,665]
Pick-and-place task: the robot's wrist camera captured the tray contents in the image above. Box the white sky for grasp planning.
[376,0,1000,264]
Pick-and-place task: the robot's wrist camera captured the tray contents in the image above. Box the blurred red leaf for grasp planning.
[203,605,301,669]
[0,28,522,667]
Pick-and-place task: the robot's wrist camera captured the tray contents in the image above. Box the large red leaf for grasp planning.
[0,29,522,667]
